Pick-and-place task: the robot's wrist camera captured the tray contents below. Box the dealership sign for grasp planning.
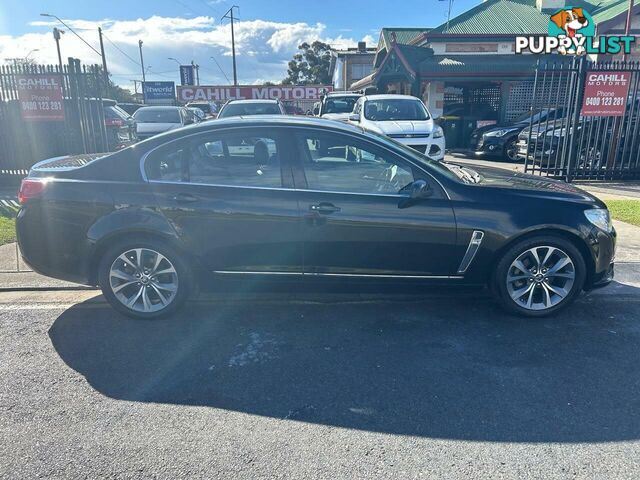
[581,72,630,116]
[143,81,176,105]
[180,65,195,86]
[16,75,65,121]
[177,85,333,103]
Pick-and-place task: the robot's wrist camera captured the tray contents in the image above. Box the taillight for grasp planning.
[18,178,47,204]
[105,118,124,127]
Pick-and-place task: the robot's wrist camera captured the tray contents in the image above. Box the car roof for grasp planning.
[326,92,361,97]
[135,106,183,111]
[363,94,421,101]
[225,99,280,104]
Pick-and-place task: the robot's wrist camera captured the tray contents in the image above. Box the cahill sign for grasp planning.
[177,85,333,103]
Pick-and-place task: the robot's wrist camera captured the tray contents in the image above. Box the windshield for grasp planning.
[323,96,359,114]
[218,102,282,118]
[133,108,181,123]
[362,128,468,183]
[364,98,430,121]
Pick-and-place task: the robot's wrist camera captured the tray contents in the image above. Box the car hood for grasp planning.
[136,122,181,134]
[473,122,527,136]
[321,113,351,122]
[450,163,604,205]
[370,120,433,135]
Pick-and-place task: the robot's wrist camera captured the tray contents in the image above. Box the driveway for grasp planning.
[1,274,640,478]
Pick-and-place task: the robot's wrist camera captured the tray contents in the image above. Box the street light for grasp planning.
[25,49,39,60]
[168,57,182,65]
[40,13,102,58]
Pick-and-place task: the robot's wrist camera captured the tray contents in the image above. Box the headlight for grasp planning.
[432,126,444,139]
[546,127,572,138]
[584,208,613,233]
[484,128,516,137]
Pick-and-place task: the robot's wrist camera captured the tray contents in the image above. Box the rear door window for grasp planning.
[145,129,284,188]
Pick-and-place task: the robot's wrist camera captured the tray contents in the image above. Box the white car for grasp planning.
[349,94,445,160]
[318,93,361,121]
[133,106,193,141]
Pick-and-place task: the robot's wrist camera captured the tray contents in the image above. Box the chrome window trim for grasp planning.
[214,270,464,279]
[138,124,451,200]
[457,230,485,274]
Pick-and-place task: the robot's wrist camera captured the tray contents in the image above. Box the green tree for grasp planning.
[282,41,332,85]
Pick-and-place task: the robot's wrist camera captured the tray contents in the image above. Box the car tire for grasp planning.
[493,235,587,317]
[502,138,519,162]
[98,238,192,319]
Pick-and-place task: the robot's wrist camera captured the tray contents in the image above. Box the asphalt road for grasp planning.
[1,277,640,479]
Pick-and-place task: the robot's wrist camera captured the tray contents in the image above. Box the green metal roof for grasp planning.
[378,28,427,52]
[426,0,630,35]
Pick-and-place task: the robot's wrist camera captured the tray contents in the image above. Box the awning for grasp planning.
[418,54,553,79]
[350,72,377,91]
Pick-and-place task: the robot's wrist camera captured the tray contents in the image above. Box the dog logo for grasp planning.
[548,7,595,55]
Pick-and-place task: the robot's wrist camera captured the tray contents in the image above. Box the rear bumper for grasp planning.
[16,206,94,286]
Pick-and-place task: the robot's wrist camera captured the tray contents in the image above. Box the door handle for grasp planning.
[309,202,341,214]
[171,193,199,203]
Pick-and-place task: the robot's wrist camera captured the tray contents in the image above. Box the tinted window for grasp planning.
[364,99,429,121]
[296,131,414,194]
[134,108,181,123]
[146,130,282,188]
[323,96,359,114]
[218,102,282,118]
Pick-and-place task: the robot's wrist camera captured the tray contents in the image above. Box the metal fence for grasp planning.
[0,59,108,185]
[523,58,640,181]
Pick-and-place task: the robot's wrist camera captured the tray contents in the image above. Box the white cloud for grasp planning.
[1,15,377,90]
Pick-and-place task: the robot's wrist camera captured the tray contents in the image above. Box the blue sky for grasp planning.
[0,0,478,88]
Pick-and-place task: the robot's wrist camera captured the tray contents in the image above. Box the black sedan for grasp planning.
[469,109,565,162]
[16,116,615,318]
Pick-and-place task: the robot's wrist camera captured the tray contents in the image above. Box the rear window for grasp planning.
[218,102,282,118]
[104,106,128,120]
[188,103,211,114]
[134,108,181,123]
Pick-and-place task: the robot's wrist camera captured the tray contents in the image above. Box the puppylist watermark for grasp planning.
[515,6,635,55]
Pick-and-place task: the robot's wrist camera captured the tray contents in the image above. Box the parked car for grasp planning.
[133,106,194,141]
[349,94,445,160]
[117,102,144,116]
[468,108,565,162]
[217,99,286,118]
[517,109,638,170]
[283,103,304,115]
[101,99,137,151]
[186,101,217,119]
[316,92,362,121]
[187,107,205,123]
[17,116,615,319]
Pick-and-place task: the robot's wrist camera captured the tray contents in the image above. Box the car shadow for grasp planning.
[49,281,640,443]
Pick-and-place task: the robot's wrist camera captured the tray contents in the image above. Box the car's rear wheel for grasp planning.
[98,239,191,319]
[493,235,586,317]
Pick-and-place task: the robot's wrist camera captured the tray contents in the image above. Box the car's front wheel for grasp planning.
[493,235,586,317]
[98,239,191,319]
[502,138,519,162]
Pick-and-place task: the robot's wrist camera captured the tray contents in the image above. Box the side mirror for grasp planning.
[398,179,432,209]
[313,107,320,116]
[348,113,360,122]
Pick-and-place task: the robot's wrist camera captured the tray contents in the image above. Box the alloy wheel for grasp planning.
[109,248,179,313]
[506,246,575,311]
[505,139,519,162]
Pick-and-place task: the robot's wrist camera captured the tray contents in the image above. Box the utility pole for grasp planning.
[98,27,109,86]
[139,40,146,103]
[53,27,64,73]
[623,0,634,61]
[222,6,239,85]
[191,60,200,86]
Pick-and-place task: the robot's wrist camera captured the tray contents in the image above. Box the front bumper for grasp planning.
[391,136,445,160]
[469,134,510,157]
[585,224,617,290]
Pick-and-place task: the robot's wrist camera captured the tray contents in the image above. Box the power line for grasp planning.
[102,32,141,67]
[40,13,102,58]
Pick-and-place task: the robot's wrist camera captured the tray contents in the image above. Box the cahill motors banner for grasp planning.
[177,85,333,103]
